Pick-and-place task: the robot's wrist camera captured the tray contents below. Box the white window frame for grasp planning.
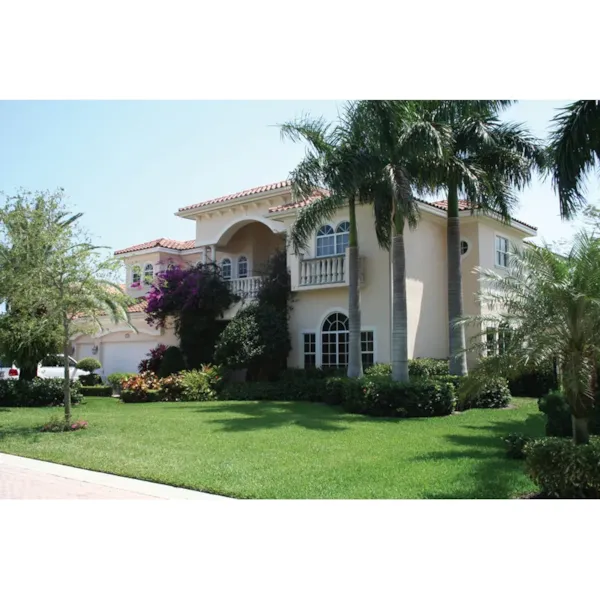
[221,257,232,280]
[301,331,317,369]
[143,263,154,285]
[360,329,376,367]
[335,220,351,256]
[316,224,336,258]
[131,264,142,287]
[237,255,249,279]
[495,234,510,268]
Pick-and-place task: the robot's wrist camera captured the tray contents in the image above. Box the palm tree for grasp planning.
[459,233,600,445]
[354,101,450,381]
[549,100,600,219]
[420,101,545,376]
[280,103,373,378]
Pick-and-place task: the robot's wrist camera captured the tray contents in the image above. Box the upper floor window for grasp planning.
[316,225,335,257]
[238,256,248,279]
[144,264,154,285]
[316,221,351,257]
[335,221,350,255]
[221,258,232,280]
[495,235,509,268]
[131,265,141,287]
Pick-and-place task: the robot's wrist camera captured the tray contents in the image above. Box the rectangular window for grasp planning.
[486,328,497,356]
[495,235,509,268]
[316,235,335,257]
[303,333,316,368]
[498,324,510,355]
[361,330,375,367]
[335,232,349,255]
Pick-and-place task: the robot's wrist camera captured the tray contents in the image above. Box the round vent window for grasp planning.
[460,240,469,256]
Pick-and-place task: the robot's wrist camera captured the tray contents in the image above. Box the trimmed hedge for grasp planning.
[77,357,102,374]
[80,385,113,397]
[537,390,600,437]
[524,437,600,498]
[121,389,161,403]
[0,379,83,407]
[79,373,102,386]
[353,377,456,418]
[503,433,533,459]
[364,358,450,379]
[508,365,557,399]
[458,376,511,410]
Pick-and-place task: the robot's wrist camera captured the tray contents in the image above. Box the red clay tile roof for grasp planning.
[114,238,196,256]
[178,180,292,213]
[126,299,148,313]
[269,195,537,231]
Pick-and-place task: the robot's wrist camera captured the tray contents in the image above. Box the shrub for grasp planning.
[220,378,326,403]
[279,368,329,382]
[508,364,558,398]
[120,372,161,403]
[80,385,113,397]
[431,374,463,393]
[458,376,511,410]
[214,303,290,380]
[77,357,102,374]
[138,344,169,375]
[157,374,186,402]
[107,372,137,394]
[121,389,161,403]
[409,358,449,378]
[503,432,533,459]
[524,437,600,498]
[157,345,186,378]
[0,378,82,407]
[79,373,102,386]
[537,390,600,437]
[325,377,362,408]
[41,416,89,432]
[179,366,224,402]
[364,359,449,379]
[352,378,455,418]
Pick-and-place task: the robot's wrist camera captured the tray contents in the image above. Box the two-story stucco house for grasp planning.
[71,180,537,378]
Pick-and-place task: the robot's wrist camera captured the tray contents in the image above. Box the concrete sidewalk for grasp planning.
[0,453,233,500]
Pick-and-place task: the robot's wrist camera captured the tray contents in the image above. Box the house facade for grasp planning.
[72,180,537,378]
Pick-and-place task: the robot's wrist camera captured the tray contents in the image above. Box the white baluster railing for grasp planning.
[227,276,264,298]
[299,255,345,286]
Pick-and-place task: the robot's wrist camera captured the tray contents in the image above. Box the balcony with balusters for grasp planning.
[226,275,264,299]
[293,249,364,291]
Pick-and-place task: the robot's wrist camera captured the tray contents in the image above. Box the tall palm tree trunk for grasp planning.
[391,215,409,382]
[347,197,363,378]
[447,185,468,376]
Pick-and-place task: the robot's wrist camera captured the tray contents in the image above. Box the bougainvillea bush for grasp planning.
[145,263,235,369]
[138,344,169,374]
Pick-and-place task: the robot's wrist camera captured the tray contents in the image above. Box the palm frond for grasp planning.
[549,100,600,219]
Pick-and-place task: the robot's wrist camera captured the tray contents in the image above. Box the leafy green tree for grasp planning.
[549,100,600,219]
[459,233,600,444]
[1,189,133,421]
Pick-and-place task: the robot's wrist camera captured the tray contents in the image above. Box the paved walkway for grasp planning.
[0,453,232,500]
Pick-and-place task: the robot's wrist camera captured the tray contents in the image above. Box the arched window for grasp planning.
[316,225,335,257]
[237,256,248,279]
[460,239,469,257]
[335,221,350,255]
[131,265,141,286]
[143,264,154,285]
[221,258,232,280]
[321,312,349,368]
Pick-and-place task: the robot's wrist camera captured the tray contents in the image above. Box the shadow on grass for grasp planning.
[416,412,545,499]
[169,401,361,432]
[0,424,45,441]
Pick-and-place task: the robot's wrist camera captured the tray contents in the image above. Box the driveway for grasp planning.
[0,453,232,500]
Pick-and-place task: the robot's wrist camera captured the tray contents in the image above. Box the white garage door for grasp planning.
[102,341,157,376]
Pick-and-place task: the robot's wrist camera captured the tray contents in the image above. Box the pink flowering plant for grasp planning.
[144,263,236,368]
[41,415,89,432]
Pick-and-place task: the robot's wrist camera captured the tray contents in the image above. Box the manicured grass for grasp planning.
[0,397,544,498]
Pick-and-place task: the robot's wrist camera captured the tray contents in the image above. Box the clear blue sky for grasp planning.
[1,101,597,255]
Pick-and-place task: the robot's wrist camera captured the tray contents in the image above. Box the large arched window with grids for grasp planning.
[321,313,349,368]
[335,221,350,255]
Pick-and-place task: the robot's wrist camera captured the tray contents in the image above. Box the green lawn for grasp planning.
[0,397,544,498]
